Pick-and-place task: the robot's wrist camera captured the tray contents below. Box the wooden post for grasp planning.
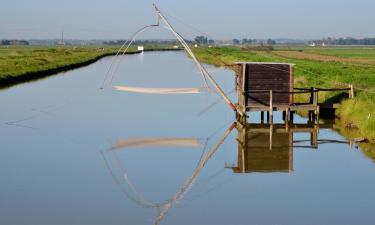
[269,124,273,150]
[349,84,354,99]
[290,111,294,122]
[269,90,273,124]
[285,109,290,131]
[309,87,314,121]
[261,111,264,123]
[311,129,318,149]
[313,88,318,122]
[285,109,290,125]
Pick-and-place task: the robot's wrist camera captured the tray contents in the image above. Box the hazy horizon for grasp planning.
[1,0,374,40]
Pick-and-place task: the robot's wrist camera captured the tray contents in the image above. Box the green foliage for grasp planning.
[0,45,135,81]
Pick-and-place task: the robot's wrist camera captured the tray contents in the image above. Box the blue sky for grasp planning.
[1,0,374,40]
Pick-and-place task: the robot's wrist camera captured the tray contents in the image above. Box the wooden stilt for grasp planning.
[290,111,294,122]
[269,124,273,150]
[269,90,273,124]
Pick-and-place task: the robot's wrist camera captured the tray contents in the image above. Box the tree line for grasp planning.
[310,37,375,45]
[1,40,29,45]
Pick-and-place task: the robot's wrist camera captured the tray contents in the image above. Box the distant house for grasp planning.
[137,46,144,51]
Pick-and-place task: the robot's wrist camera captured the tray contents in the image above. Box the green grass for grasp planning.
[0,45,179,87]
[304,48,375,59]
[278,46,375,59]
[193,46,375,153]
[0,45,126,82]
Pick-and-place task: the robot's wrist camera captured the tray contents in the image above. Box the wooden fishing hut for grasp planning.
[234,62,325,124]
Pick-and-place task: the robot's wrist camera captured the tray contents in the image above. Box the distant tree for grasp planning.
[267,39,276,45]
[208,39,215,45]
[311,37,375,46]
[232,39,240,45]
[1,40,29,45]
[194,36,208,45]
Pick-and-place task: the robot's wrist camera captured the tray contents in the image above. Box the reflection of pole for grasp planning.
[269,124,273,150]
[101,122,236,225]
[153,4,238,113]
[154,122,236,225]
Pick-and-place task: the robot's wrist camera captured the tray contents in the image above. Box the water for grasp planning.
[1,51,375,225]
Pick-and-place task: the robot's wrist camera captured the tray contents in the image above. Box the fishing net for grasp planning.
[113,86,205,94]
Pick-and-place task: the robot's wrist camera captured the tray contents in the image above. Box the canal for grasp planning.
[1,51,374,225]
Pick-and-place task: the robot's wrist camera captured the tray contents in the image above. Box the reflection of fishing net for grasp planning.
[111,138,203,150]
[113,86,204,94]
[101,122,236,225]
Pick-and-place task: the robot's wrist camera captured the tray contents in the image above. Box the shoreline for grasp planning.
[192,47,375,159]
[0,48,183,89]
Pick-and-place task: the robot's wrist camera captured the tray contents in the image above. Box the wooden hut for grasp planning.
[235,62,295,119]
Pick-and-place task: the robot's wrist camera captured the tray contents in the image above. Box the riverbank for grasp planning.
[0,45,182,89]
[193,46,375,159]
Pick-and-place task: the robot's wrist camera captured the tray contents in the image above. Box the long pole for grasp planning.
[153,4,238,113]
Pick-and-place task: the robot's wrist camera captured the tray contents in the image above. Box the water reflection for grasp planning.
[230,122,353,174]
[102,123,236,225]
[100,119,358,224]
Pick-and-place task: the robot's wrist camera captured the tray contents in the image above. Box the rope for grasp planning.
[100,24,160,89]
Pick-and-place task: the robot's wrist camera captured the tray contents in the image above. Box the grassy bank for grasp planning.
[0,45,181,88]
[193,46,375,158]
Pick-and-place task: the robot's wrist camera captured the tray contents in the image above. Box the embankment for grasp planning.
[0,47,182,89]
[193,47,375,159]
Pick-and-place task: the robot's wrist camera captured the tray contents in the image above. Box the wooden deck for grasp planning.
[246,102,340,112]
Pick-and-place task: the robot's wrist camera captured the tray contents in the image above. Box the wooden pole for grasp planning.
[290,111,294,122]
[349,84,354,99]
[313,88,318,122]
[269,90,273,124]
[269,124,273,150]
[153,4,238,113]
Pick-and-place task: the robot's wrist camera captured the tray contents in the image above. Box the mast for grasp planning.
[153,4,238,112]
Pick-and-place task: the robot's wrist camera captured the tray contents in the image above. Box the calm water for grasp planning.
[1,51,375,225]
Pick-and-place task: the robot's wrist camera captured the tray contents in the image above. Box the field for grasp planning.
[193,46,375,155]
[0,45,137,87]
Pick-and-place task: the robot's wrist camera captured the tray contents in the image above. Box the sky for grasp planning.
[0,0,374,40]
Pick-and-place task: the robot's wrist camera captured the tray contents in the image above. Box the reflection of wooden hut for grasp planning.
[232,124,293,173]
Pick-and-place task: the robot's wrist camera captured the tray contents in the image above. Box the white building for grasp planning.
[137,46,144,51]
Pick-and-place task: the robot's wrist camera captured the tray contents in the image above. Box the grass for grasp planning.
[0,45,179,88]
[0,46,118,80]
[193,46,375,158]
